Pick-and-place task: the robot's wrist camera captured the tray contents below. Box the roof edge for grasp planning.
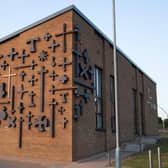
[0,5,75,43]
[0,5,156,84]
[72,6,156,84]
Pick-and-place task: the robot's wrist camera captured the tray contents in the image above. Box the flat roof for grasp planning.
[0,5,156,84]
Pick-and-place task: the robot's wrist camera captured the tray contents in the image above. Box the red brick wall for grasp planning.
[0,10,73,161]
[72,10,158,160]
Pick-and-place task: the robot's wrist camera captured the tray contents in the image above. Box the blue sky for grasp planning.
[0,0,167,118]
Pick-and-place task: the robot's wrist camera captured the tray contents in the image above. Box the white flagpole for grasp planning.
[112,0,121,167]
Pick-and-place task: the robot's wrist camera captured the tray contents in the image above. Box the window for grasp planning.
[110,76,116,133]
[132,89,138,135]
[94,66,103,129]
[140,93,145,135]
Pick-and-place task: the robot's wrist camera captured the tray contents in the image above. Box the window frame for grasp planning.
[110,75,116,133]
[94,66,104,130]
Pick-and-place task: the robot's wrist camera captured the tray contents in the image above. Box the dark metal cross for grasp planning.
[49,85,57,95]
[14,60,38,70]
[60,92,68,103]
[0,60,9,70]
[72,49,82,77]
[79,63,90,80]
[59,74,69,84]
[0,66,16,98]
[63,117,68,128]
[49,70,58,81]
[73,104,80,121]
[79,100,83,115]
[44,32,52,41]
[83,89,90,103]
[49,98,57,138]
[10,86,15,114]
[34,115,49,132]
[82,49,89,64]
[38,66,48,112]
[73,25,80,42]
[30,60,38,70]
[0,54,4,59]
[18,117,24,148]
[55,23,74,53]
[0,106,8,120]
[19,71,26,81]
[8,48,18,61]
[58,106,66,115]
[26,111,34,130]
[28,74,38,86]
[18,102,25,114]
[0,83,7,98]
[48,40,60,52]
[73,101,83,121]
[7,116,16,128]
[28,91,36,107]
[74,87,83,97]
[26,37,40,53]
[18,49,29,64]
[39,50,48,61]
[88,66,94,80]
[18,84,28,100]
[51,56,57,67]
[58,57,72,72]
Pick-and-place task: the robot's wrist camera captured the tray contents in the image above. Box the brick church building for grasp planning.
[0,5,158,161]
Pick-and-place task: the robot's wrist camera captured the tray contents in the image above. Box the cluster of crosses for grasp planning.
[0,23,94,148]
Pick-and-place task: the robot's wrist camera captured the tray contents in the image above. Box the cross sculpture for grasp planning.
[14,59,38,70]
[58,106,66,115]
[63,117,68,129]
[51,56,57,67]
[56,23,75,53]
[38,66,48,112]
[26,37,40,53]
[0,106,8,120]
[49,70,59,81]
[49,85,57,95]
[28,75,38,86]
[0,60,9,70]
[19,71,26,81]
[7,116,16,128]
[18,117,24,148]
[18,102,25,114]
[8,48,18,61]
[48,40,60,52]
[18,84,28,100]
[26,111,34,130]
[34,115,49,132]
[49,98,58,138]
[0,83,7,98]
[43,32,52,41]
[0,66,16,98]
[60,92,68,103]
[17,49,29,64]
[58,57,72,72]
[28,91,36,107]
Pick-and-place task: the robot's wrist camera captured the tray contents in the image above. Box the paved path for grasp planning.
[0,150,135,168]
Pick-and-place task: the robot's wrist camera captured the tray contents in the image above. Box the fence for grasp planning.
[148,147,161,168]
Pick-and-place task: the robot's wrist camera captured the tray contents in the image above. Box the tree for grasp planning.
[158,117,163,129]
[164,118,168,128]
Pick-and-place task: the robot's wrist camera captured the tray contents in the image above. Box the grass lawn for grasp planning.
[122,134,168,168]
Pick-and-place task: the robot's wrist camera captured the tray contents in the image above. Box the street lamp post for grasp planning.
[112,0,121,168]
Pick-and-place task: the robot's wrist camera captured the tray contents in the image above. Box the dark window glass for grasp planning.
[110,76,116,133]
[94,67,103,129]
[132,89,138,135]
[140,93,145,135]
